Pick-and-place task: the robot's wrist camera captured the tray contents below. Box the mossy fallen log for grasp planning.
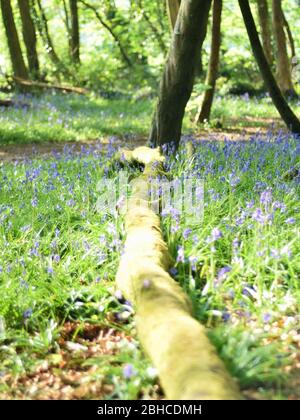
[13,77,88,95]
[115,146,241,400]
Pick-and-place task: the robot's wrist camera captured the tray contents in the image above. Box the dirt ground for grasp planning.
[0,126,284,162]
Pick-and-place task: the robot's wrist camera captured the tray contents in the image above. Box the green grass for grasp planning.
[1,92,299,145]
[0,93,152,145]
[0,130,299,399]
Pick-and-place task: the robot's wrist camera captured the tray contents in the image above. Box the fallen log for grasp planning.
[0,98,30,108]
[115,146,241,400]
[13,77,88,95]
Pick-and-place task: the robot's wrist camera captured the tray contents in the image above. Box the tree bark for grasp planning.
[149,0,212,149]
[33,0,62,68]
[272,0,296,96]
[281,8,296,62]
[166,0,181,30]
[196,0,222,124]
[0,0,28,79]
[115,146,241,400]
[256,0,273,66]
[238,0,300,134]
[12,76,87,94]
[62,0,72,55]
[32,0,72,79]
[166,0,203,76]
[17,0,40,79]
[69,0,80,64]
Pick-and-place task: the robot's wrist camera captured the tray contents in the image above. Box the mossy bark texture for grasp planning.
[115,146,241,400]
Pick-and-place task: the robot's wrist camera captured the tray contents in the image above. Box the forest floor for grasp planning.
[0,126,285,162]
[0,93,299,400]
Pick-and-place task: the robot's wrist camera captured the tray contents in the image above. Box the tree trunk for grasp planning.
[281,8,296,62]
[238,0,300,134]
[149,0,212,149]
[62,0,72,55]
[69,0,80,64]
[79,0,132,67]
[17,0,40,79]
[32,0,72,79]
[166,0,181,30]
[115,146,241,400]
[0,0,28,79]
[166,0,203,77]
[137,0,167,54]
[272,0,296,96]
[256,0,273,66]
[33,0,62,68]
[196,0,222,124]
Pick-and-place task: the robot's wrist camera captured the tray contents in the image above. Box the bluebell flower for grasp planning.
[123,364,135,379]
[176,246,185,263]
[217,266,231,281]
[23,308,32,319]
[263,313,272,323]
[260,190,272,206]
[31,197,38,207]
[183,228,192,240]
[207,227,222,243]
[285,217,295,224]
[169,267,178,276]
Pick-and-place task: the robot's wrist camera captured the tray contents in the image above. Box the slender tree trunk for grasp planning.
[33,0,62,68]
[17,0,40,79]
[256,0,273,66]
[196,0,222,124]
[238,0,300,134]
[166,0,181,31]
[272,0,296,96]
[137,0,167,54]
[149,0,212,148]
[62,0,72,55]
[69,0,80,64]
[0,0,28,79]
[79,0,132,67]
[281,8,296,62]
[32,0,72,79]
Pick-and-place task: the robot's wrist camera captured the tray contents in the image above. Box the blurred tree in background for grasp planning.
[0,0,298,99]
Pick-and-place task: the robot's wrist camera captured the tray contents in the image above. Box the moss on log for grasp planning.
[115,146,241,400]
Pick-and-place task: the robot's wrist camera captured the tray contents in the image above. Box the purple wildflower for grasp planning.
[123,364,135,379]
[176,246,185,263]
[229,174,240,188]
[217,266,231,281]
[169,267,178,276]
[207,227,222,243]
[222,312,231,322]
[67,199,75,207]
[260,190,272,206]
[31,197,38,207]
[23,308,33,319]
[263,313,272,323]
[188,255,198,271]
[285,217,295,225]
[183,228,192,240]
[252,208,273,225]
[273,201,286,213]
[246,200,254,209]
